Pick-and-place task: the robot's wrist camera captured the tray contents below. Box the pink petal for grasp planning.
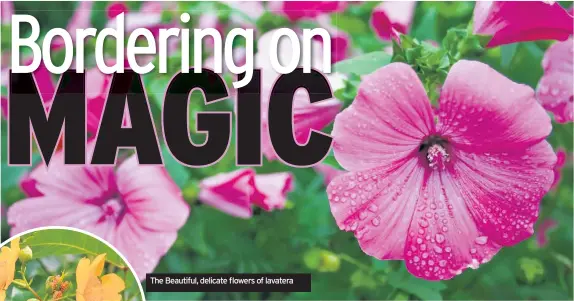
[473,2,573,47]
[116,156,189,232]
[537,39,574,123]
[252,172,293,211]
[199,169,256,218]
[536,218,558,247]
[452,141,556,246]
[314,163,344,186]
[276,1,346,22]
[112,214,178,280]
[552,148,568,188]
[261,96,342,161]
[19,172,42,197]
[328,157,425,260]
[1,1,13,22]
[437,60,552,150]
[404,172,502,280]
[370,1,416,41]
[8,196,101,235]
[86,68,114,134]
[106,2,129,19]
[331,63,435,171]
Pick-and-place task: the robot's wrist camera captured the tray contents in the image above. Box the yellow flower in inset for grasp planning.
[76,254,125,301]
[0,237,21,301]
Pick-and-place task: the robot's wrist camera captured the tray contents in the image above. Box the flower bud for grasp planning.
[18,246,33,263]
[317,250,340,272]
[27,299,40,301]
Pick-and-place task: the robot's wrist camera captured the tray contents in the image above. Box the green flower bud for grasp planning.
[317,250,340,272]
[18,246,33,263]
[27,299,40,301]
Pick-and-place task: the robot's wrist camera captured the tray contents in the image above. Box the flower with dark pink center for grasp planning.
[327,60,556,280]
[7,143,189,280]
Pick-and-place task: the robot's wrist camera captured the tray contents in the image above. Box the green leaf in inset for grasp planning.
[22,229,126,268]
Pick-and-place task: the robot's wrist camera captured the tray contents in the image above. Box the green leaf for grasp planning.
[161,146,190,187]
[412,7,439,42]
[388,268,446,301]
[331,13,369,34]
[350,270,378,290]
[500,43,518,69]
[321,150,344,171]
[22,229,126,268]
[333,51,392,76]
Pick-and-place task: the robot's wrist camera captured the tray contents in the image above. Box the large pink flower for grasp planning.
[199,169,293,218]
[270,1,346,22]
[255,30,343,161]
[537,38,573,123]
[7,144,189,280]
[370,1,417,41]
[327,61,556,280]
[473,1,573,47]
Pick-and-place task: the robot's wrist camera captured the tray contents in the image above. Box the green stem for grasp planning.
[19,266,43,301]
[338,253,374,275]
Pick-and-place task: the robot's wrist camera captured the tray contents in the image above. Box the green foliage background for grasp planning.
[1,1,573,300]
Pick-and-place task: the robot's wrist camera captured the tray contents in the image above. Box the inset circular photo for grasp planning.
[0,227,145,301]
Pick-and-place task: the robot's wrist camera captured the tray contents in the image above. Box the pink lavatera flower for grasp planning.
[8,144,190,280]
[269,1,347,22]
[370,1,416,42]
[552,148,569,189]
[314,163,344,186]
[473,1,573,47]
[537,38,573,123]
[255,30,343,161]
[536,219,558,247]
[199,169,293,219]
[327,61,556,280]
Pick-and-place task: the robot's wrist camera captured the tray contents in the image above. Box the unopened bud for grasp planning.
[18,246,33,263]
[317,250,340,272]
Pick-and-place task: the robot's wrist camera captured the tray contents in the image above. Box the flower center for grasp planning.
[419,136,451,170]
[98,196,126,224]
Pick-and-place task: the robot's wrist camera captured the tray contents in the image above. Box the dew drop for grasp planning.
[475,236,488,245]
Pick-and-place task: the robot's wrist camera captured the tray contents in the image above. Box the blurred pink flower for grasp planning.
[106,2,174,37]
[1,1,13,23]
[536,219,558,247]
[1,65,115,136]
[552,148,568,189]
[536,38,573,123]
[314,163,344,186]
[327,61,556,280]
[473,1,573,47]
[226,1,265,28]
[8,144,189,280]
[370,1,416,42]
[199,169,293,218]
[270,1,346,22]
[255,30,342,161]
[1,61,55,119]
[316,15,350,63]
